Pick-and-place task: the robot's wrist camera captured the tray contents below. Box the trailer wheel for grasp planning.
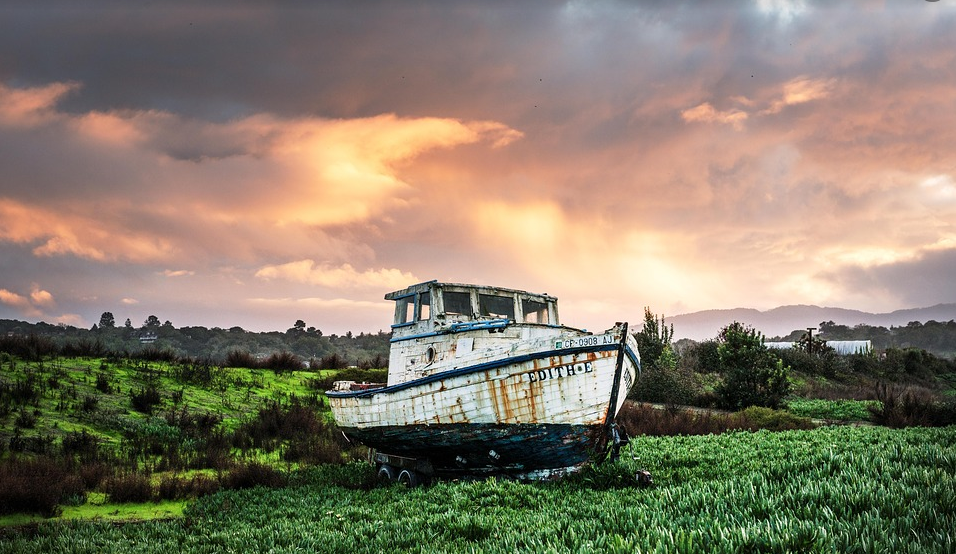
[397,469,422,488]
[377,464,397,483]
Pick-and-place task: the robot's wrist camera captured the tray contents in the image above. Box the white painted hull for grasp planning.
[328,324,639,473]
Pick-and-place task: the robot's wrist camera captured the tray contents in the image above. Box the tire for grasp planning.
[397,469,422,488]
[377,464,397,483]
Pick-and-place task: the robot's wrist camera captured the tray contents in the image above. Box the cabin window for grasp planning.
[479,293,515,320]
[395,296,415,325]
[522,298,550,324]
[418,292,431,321]
[443,291,472,317]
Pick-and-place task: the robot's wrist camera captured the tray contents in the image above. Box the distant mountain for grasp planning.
[666,303,956,342]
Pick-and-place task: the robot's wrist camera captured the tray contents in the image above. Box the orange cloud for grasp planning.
[269,114,523,226]
[681,102,748,129]
[255,260,418,290]
[162,269,195,277]
[762,76,835,114]
[0,81,523,266]
[29,286,55,307]
[0,81,79,127]
[0,286,49,318]
[0,198,177,263]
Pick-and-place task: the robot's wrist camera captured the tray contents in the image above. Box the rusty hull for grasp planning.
[329,326,639,474]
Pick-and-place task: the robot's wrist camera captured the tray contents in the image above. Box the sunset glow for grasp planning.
[1,2,954,337]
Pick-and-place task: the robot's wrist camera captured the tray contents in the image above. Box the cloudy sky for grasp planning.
[1,0,954,336]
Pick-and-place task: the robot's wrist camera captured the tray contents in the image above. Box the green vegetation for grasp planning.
[715,322,791,410]
[2,426,953,553]
[632,309,694,405]
[3,309,955,550]
[0,345,378,518]
[785,398,880,422]
[617,402,814,437]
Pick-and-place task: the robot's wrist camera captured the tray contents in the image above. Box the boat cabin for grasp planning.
[384,281,561,384]
[387,281,559,336]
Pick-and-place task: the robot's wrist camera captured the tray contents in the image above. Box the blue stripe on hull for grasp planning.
[341,422,604,473]
[328,342,627,399]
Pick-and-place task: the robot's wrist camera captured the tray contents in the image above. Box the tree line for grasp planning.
[771,319,956,358]
[0,314,390,369]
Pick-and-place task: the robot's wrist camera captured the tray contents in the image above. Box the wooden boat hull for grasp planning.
[328,327,639,476]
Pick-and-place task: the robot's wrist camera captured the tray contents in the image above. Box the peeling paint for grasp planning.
[328,281,640,476]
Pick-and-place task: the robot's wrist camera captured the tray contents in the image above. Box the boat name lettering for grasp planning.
[555,334,615,349]
[527,362,593,383]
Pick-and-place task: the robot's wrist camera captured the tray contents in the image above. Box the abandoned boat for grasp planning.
[326,281,640,482]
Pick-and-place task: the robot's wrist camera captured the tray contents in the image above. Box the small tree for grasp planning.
[98,312,116,328]
[635,307,673,372]
[715,322,790,410]
[632,308,692,404]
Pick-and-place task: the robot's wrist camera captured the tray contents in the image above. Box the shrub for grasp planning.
[5,372,42,405]
[104,472,153,503]
[776,347,844,378]
[156,474,221,500]
[224,349,259,369]
[0,457,84,517]
[130,385,162,415]
[95,372,112,393]
[870,382,956,428]
[714,322,791,410]
[736,406,814,431]
[221,462,286,490]
[357,354,387,370]
[8,432,56,455]
[171,358,217,386]
[629,363,695,405]
[136,346,178,363]
[80,394,99,412]
[315,352,348,370]
[0,334,58,361]
[60,338,106,358]
[78,461,113,489]
[615,401,814,437]
[231,399,349,464]
[617,403,733,436]
[61,429,102,461]
[261,351,302,374]
[14,408,37,429]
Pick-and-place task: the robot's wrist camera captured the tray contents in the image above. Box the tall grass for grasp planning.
[2,426,953,553]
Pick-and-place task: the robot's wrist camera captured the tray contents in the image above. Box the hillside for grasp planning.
[667,303,956,343]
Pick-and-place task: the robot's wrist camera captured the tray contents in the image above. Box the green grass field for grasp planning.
[784,398,880,422]
[2,425,953,554]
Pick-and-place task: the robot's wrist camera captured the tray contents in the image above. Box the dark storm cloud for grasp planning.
[1,2,569,121]
[825,248,956,308]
